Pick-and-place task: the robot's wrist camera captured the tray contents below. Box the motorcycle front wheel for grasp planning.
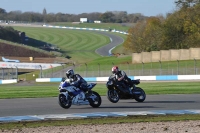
[133,87,146,102]
[58,94,72,109]
[107,89,119,103]
[88,91,102,108]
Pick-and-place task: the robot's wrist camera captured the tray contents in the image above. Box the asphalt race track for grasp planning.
[95,31,124,56]
[0,94,200,117]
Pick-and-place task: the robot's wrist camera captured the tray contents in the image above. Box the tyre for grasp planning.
[88,91,102,108]
[58,94,72,109]
[107,89,119,103]
[133,87,146,102]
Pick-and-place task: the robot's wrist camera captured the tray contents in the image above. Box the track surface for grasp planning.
[0,94,200,117]
[95,31,124,56]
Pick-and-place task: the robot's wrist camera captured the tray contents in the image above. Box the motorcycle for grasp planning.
[106,74,146,103]
[58,78,102,109]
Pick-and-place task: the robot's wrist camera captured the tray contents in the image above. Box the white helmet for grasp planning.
[66,69,74,78]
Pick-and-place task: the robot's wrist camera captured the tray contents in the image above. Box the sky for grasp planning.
[0,0,177,16]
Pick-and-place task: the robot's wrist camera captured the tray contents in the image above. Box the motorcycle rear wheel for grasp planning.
[107,89,119,103]
[58,94,72,109]
[133,87,146,102]
[88,91,102,108]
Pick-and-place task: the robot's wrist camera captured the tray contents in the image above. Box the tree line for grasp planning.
[0,8,147,23]
[124,0,200,53]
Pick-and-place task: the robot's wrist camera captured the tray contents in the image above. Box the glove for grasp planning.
[65,79,70,83]
[118,77,123,81]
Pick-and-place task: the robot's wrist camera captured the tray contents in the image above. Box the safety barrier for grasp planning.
[36,75,200,82]
[1,75,199,85]
[42,25,128,35]
[0,79,17,84]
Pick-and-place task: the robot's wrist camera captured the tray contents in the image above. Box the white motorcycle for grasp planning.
[58,78,102,109]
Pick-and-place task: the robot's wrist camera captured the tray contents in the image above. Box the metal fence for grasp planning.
[0,68,18,80]
[42,60,200,78]
[1,60,200,80]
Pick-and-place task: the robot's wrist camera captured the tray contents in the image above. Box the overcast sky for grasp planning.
[0,0,177,16]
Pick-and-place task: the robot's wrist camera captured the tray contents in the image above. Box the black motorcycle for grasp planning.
[106,74,146,103]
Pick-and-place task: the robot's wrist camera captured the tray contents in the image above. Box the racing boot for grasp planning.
[85,89,92,98]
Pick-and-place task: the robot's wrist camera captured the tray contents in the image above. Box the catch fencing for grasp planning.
[0,68,17,80]
[41,60,200,78]
[1,60,200,80]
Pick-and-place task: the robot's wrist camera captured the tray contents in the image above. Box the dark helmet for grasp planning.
[112,66,119,74]
[66,69,74,78]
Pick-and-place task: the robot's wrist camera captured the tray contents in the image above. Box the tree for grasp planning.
[100,12,115,23]
[123,21,147,53]
[43,8,47,15]
[0,8,6,14]
[43,8,47,23]
[123,17,164,52]
[143,17,164,51]
[175,0,200,8]
[162,1,200,49]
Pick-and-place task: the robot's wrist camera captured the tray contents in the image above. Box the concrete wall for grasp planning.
[190,48,200,59]
[142,52,151,63]
[132,48,200,63]
[132,53,142,63]
[170,49,179,60]
[151,51,160,62]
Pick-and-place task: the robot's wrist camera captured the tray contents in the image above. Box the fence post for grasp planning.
[11,67,14,79]
[177,60,179,75]
[1,68,4,79]
[98,63,100,77]
[127,62,130,76]
[61,63,65,77]
[159,60,162,75]
[14,66,18,80]
[85,63,87,77]
[39,65,42,78]
[194,58,197,75]
[142,62,144,76]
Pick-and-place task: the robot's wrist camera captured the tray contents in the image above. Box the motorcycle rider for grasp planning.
[65,69,89,93]
[111,66,133,94]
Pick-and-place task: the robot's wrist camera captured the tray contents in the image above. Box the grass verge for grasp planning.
[0,114,200,130]
[0,81,200,99]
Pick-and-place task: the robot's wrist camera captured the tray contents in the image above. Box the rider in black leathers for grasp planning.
[112,66,132,94]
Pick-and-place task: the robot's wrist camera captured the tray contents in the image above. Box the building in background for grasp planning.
[80,18,87,23]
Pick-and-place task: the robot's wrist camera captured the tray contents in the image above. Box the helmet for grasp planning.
[112,66,119,74]
[66,69,74,78]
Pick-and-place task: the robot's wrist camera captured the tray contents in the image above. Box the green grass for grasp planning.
[0,82,200,99]
[12,26,111,63]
